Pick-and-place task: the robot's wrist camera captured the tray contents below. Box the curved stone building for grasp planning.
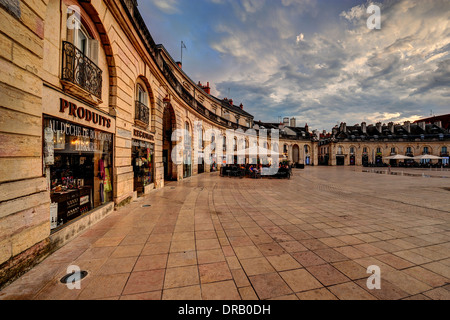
[0,0,448,288]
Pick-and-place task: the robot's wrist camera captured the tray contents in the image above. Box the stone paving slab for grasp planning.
[0,167,449,300]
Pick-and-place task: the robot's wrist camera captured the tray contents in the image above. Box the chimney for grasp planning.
[283,117,289,126]
[176,61,182,69]
[340,122,347,133]
[290,117,296,127]
[239,103,243,110]
[229,99,233,106]
[200,82,211,95]
[361,122,367,134]
[404,121,411,133]
[388,122,395,134]
[376,122,382,133]
[305,123,309,133]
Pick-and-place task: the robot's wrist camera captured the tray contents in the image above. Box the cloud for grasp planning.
[204,0,450,129]
[140,0,450,130]
[149,0,180,14]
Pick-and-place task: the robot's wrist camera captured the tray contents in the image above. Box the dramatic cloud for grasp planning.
[140,0,450,131]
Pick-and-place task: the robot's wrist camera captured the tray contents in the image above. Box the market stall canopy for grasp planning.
[413,154,444,160]
[385,155,414,160]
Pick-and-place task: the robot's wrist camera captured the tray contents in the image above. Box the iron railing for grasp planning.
[61,41,102,99]
[135,101,150,125]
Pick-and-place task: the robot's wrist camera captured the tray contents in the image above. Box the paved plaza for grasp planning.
[1,167,449,300]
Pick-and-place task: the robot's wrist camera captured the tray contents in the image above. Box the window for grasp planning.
[135,83,150,126]
[66,6,99,64]
[183,122,192,178]
[350,147,355,155]
[423,147,429,155]
[184,122,191,147]
[62,6,102,100]
[137,84,148,106]
[442,146,448,154]
[376,147,382,154]
[198,128,204,150]
[44,116,113,230]
[406,147,412,154]
[391,147,396,154]
[363,147,368,153]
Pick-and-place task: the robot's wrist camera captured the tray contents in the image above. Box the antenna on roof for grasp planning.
[181,41,187,65]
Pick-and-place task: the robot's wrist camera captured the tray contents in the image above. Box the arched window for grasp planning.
[198,127,204,150]
[185,122,191,147]
[135,82,150,126]
[66,5,99,64]
[406,147,413,155]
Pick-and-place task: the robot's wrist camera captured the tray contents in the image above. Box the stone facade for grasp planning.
[0,0,449,290]
[320,122,449,166]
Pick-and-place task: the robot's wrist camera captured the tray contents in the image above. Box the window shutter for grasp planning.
[66,25,75,44]
[88,39,99,65]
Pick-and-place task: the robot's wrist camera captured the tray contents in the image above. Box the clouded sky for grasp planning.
[139,0,450,131]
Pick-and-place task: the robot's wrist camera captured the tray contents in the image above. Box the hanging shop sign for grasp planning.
[59,98,112,129]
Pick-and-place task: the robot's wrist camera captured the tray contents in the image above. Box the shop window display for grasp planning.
[43,116,113,230]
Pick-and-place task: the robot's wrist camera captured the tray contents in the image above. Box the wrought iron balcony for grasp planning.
[135,101,150,126]
[61,41,102,100]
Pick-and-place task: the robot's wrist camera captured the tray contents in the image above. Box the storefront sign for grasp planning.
[47,118,112,142]
[134,129,154,142]
[59,98,112,129]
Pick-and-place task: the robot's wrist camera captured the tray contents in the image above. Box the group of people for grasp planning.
[220,162,292,179]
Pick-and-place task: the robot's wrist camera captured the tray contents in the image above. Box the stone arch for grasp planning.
[292,144,300,164]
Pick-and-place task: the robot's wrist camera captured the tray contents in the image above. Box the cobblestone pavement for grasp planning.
[1,167,449,300]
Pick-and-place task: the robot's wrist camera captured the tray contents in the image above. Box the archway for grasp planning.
[292,145,300,165]
[163,104,177,181]
[183,121,192,178]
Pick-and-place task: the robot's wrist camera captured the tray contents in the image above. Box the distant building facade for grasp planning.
[322,121,449,167]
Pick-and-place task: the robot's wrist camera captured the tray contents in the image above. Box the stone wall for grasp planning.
[0,0,51,288]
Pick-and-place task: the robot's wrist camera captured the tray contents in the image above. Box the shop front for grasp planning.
[44,115,114,230]
[42,92,115,232]
[132,129,155,196]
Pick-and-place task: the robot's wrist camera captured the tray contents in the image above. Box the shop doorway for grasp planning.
[362,155,369,166]
[132,140,154,197]
[292,145,300,165]
[336,156,345,166]
[163,104,177,181]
